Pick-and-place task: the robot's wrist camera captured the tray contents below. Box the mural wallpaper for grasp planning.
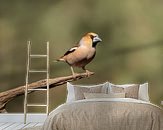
[0,0,163,112]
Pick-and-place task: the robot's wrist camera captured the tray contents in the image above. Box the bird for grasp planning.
[57,32,102,77]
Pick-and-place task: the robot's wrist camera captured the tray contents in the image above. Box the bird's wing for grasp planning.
[63,46,78,56]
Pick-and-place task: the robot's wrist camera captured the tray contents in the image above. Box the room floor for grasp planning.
[0,122,43,130]
[0,113,46,130]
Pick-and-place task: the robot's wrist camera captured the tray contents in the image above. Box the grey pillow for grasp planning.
[111,84,140,99]
[69,82,109,101]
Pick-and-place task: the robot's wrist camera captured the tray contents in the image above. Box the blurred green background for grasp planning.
[0,0,163,113]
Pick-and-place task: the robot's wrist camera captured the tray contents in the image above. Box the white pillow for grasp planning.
[66,82,109,103]
[138,83,149,102]
[109,82,150,102]
[66,82,75,103]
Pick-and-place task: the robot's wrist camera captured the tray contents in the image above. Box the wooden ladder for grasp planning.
[24,41,50,124]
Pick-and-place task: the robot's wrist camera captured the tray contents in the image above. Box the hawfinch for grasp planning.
[57,32,102,77]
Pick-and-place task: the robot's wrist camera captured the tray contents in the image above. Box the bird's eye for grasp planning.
[92,35,97,38]
[90,35,94,40]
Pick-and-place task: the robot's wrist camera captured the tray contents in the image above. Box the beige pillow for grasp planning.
[84,93,126,99]
[111,84,139,99]
[74,85,102,100]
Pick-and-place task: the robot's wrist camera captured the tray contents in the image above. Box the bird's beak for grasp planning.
[93,36,102,43]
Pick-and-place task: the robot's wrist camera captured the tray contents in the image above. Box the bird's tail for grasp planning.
[53,58,65,63]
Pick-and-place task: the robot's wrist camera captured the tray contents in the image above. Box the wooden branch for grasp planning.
[0,72,94,113]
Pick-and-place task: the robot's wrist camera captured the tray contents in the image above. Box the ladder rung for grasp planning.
[29,70,47,73]
[30,55,47,58]
[28,88,47,91]
[27,104,47,107]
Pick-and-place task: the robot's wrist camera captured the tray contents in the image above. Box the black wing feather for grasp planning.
[63,46,78,56]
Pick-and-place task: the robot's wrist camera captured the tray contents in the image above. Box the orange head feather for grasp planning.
[79,32,102,47]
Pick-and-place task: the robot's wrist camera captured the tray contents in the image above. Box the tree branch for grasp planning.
[0,72,94,113]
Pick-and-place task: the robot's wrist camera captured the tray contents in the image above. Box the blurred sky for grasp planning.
[0,0,163,112]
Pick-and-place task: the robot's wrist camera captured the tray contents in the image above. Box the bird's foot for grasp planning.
[72,73,78,79]
[85,70,93,77]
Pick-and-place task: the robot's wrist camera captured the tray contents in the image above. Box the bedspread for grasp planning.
[42,98,163,130]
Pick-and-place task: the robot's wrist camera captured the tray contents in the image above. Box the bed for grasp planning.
[41,82,163,130]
